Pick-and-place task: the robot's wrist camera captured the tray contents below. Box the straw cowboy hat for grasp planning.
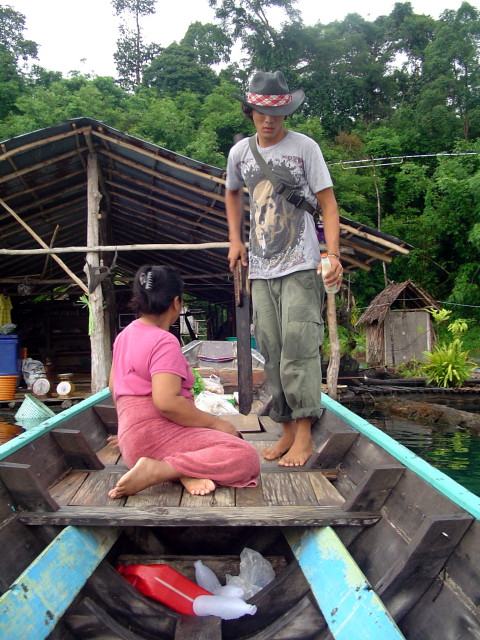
[235,70,305,116]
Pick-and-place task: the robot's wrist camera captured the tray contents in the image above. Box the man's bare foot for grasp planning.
[278,442,313,467]
[262,433,295,460]
[180,477,216,496]
[108,457,171,499]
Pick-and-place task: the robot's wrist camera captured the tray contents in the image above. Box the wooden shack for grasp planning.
[356,280,441,368]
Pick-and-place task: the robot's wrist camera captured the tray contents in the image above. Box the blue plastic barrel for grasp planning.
[0,335,19,375]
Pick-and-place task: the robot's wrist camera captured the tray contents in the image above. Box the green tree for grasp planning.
[0,5,38,65]
[111,0,161,90]
[208,0,300,70]
[181,22,232,66]
[142,43,219,97]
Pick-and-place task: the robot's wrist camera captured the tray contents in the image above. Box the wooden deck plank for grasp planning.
[96,441,122,465]
[50,471,88,504]
[0,526,119,640]
[125,481,183,508]
[68,470,124,507]
[261,472,320,506]
[308,472,345,506]
[19,505,381,527]
[228,414,262,432]
[235,476,266,507]
[180,485,235,507]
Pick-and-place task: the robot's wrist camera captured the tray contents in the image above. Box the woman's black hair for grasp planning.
[129,265,184,316]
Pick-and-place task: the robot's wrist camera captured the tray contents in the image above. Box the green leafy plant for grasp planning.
[190,367,205,397]
[421,339,476,388]
[395,359,424,378]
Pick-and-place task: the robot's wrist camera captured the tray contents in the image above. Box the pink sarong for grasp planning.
[116,395,259,488]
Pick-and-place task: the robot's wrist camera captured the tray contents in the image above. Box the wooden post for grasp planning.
[87,153,110,393]
[326,293,340,400]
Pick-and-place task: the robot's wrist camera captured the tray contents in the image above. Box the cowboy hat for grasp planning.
[235,70,305,116]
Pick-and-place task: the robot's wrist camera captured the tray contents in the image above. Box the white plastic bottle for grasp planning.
[321,256,339,294]
[193,594,257,620]
[194,560,221,593]
[215,584,245,598]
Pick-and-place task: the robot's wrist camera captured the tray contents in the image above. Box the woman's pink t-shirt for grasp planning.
[112,319,194,401]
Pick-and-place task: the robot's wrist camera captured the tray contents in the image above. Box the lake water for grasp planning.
[362,412,480,498]
[1,406,480,497]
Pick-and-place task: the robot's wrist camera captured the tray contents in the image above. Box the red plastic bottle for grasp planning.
[117,564,212,615]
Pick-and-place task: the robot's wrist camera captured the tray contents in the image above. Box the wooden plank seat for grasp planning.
[286,526,407,640]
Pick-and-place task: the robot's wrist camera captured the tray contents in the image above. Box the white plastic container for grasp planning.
[321,256,339,294]
[194,560,222,593]
[193,594,257,619]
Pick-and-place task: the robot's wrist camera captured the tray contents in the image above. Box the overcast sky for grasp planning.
[6,0,465,77]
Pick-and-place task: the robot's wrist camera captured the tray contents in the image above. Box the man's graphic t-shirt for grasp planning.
[226,130,333,279]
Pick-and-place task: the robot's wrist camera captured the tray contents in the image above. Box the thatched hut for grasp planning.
[356,281,441,367]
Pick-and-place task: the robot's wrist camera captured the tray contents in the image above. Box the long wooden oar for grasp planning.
[233,260,253,415]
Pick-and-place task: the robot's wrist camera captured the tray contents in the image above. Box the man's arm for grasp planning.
[316,187,343,287]
[226,188,248,272]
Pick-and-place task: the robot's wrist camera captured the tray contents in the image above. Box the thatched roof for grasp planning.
[357,280,441,325]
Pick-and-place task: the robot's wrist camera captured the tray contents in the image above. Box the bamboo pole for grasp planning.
[326,292,340,401]
[0,242,232,255]
[0,126,92,162]
[339,221,410,254]
[0,197,90,296]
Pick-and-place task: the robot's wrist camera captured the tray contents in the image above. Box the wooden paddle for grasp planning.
[233,260,253,415]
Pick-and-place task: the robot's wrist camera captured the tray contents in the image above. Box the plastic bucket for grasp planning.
[0,375,17,401]
[226,336,257,349]
[0,335,19,375]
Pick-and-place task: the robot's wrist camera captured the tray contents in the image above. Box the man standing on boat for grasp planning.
[225,70,342,466]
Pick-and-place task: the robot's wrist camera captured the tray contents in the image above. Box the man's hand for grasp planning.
[228,240,248,272]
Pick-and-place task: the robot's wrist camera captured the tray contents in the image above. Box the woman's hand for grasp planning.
[209,417,240,437]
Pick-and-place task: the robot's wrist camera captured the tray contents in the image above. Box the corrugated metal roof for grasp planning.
[0,117,412,305]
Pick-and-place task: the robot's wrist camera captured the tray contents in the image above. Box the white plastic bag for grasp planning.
[22,358,45,389]
[203,374,224,394]
[225,548,276,599]
[194,390,238,415]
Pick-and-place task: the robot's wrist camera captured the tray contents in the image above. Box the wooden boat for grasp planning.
[0,388,479,639]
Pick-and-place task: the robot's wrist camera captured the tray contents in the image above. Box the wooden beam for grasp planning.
[0,525,118,640]
[0,198,90,296]
[92,128,226,187]
[87,152,110,392]
[19,505,381,527]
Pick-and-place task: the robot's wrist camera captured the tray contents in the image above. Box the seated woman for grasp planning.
[108,264,260,499]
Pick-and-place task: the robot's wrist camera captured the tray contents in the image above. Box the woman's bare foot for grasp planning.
[108,457,175,499]
[107,434,119,448]
[180,477,216,496]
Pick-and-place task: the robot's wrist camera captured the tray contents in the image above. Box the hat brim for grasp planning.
[234,89,305,116]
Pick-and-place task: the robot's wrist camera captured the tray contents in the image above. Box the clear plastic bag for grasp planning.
[225,548,276,599]
[194,390,238,415]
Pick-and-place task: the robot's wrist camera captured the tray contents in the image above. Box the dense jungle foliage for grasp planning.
[0,0,479,330]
